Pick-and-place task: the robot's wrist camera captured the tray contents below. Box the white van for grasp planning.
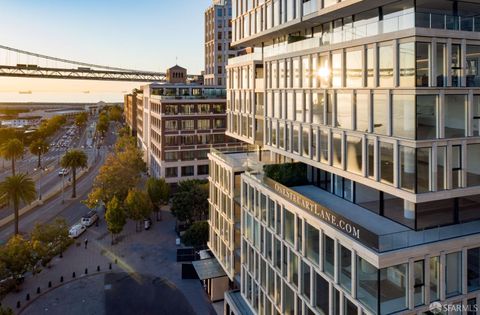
[68,224,86,238]
[81,211,99,227]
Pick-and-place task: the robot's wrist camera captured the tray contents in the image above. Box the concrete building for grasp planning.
[206,0,480,314]
[124,91,139,136]
[130,66,241,184]
[205,0,238,86]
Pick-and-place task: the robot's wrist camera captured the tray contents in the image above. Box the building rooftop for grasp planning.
[225,290,254,315]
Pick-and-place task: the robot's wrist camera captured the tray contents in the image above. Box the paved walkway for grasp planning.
[1,209,216,315]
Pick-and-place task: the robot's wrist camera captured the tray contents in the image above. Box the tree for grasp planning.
[29,139,49,168]
[124,189,152,232]
[61,149,87,198]
[0,235,35,280]
[171,180,209,224]
[0,174,36,235]
[0,139,23,175]
[75,112,88,128]
[108,106,123,122]
[146,177,170,221]
[85,135,146,208]
[0,305,13,315]
[30,218,72,261]
[96,113,109,136]
[105,196,126,244]
[182,221,209,247]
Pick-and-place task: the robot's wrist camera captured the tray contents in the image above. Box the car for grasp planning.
[68,224,86,238]
[58,168,70,176]
[144,218,152,230]
[81,211,99,227]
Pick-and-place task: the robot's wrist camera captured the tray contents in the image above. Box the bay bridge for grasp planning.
[0,45,199,82]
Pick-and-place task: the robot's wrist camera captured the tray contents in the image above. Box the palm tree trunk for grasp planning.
[37,153,41,168]
[11,158,15,176]
[14,201,19,235]
[72,168,77,198]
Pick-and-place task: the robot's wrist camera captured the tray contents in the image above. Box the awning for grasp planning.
[192,258,227,280]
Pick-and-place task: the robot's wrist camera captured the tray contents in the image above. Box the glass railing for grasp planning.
[416,12,480,32]
[379,220,480,252]
[228,51,263,66]
[264,11,479,58]
[303,0,319,16]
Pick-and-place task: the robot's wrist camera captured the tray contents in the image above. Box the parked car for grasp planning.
[81,211,99,227]
[58,168,70,176]
[68,224,86,238]
[144,218,152,230]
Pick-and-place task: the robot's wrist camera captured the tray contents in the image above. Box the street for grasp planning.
[0,119,116,243]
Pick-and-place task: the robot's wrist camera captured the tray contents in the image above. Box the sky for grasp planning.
[0,0,211,102]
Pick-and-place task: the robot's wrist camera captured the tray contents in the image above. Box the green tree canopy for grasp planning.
[182,221,209,247]
[75,112,88,127]
[0,235,35,279]
[61,149,88,198]
[105,196,127,243]
[171,180,209,223]
[124,188,152,232]
[29,139,49,168]
[108,106,123,122]
[30,218,72,258]
[0,173,37,235]
[1,138,23,176]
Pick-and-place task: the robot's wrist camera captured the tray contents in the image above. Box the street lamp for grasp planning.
[37,167,47,201]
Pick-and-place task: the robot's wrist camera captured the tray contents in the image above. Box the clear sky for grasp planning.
[0,0,212,102]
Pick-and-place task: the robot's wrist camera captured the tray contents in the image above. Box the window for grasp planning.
[392,94,415,139]
[181,120,195,130]
[165,120,178,131]
[430,256,440,301]
[346,136,362,175]
[379,45,394,87]
[380,142,394,184]
[181,151,195,161]
[197,119,210,130]
[165,167,178,178]
[164,105,177,115]
[336,93,352,129]
[181,166,194,177]
[416,42,430,87]
[315,273,329,314]
[417,148,432,193]
[468,247,480,292]
[332,52,343,87]
[414,260,425,307]
[312,93,324,125]
[356,257,378,313]
[346,50,363,87]
[467,144,480,187]
[332,133,342,169]
[416,95,437,140]
[283,209,294,244]
[445,95,466,138]
[452,145,462,189]
[339,245,352,292]
[355,93,369,132]
[399,42,415,86]
[214,119,225,129]
[436,43,446,87]
[473,96,480,136]
[323,235,334,278]
[380,264,408,314]
[180,104,195,114]
[467,45,480,87]
[399,146,415,192]
[301,261,311,300]
[305,223,319,265]
[373,93,388,135]
[451,44,462,87]
[165,151,178,162]
[446,251,462,298]
[367,47,375,87]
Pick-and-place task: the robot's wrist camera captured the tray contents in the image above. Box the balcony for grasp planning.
[264,11,480,58]
[250,167,480,253]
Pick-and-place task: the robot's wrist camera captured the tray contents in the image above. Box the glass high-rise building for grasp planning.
[206,0,480,314]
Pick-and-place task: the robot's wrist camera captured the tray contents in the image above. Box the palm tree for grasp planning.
[1,139,24,176]
[61,149,87,198]
[0,174,37,235]
[29,139,49,168]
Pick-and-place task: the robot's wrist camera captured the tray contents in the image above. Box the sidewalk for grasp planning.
[1,209,215,315]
